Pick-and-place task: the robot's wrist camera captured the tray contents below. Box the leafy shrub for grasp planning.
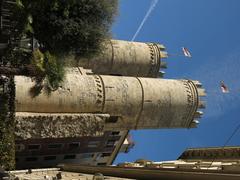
[20,0,118,57]
[0,77,15,170]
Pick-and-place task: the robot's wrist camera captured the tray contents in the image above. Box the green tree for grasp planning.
[20,0,118,57]
[0,77,15,170]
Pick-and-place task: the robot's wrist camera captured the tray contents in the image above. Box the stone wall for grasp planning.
[15,113,109,140]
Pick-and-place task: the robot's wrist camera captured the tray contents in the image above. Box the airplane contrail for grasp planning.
[131,0,159,41]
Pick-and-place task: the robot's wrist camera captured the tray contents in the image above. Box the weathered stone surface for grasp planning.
[15,72,205,130]
[15,113,109,140]
[72,39,168,77]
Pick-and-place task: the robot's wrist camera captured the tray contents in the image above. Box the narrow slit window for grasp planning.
[97,163,107,166]
[28,144,41,150]
[69,142,80,149]
[80,153,94,159]
[88,141,99,148]
[105,140,116,148]
[111,131,120,136]
[44,156,57,161]
[64,154,76,160]
[48,144,62,149]
[26,157,38,162]
[101,152,111,157]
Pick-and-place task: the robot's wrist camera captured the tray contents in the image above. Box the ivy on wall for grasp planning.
[0,76,15,170]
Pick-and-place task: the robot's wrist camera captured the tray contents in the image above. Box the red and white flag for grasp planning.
[220,81,229,93]
[182,47,192,57]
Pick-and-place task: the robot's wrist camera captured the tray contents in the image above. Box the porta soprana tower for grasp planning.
[13,39,206,169]
[15,39,206,131]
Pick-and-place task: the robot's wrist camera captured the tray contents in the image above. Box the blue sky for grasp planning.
[112,0,240,163]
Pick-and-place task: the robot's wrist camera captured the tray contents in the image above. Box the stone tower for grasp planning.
[15,39,206,131]
[13,39,206,169]
[72,39,168,77]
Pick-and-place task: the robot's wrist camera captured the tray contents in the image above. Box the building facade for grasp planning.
[15,130,133,169]
[7,146,240,180]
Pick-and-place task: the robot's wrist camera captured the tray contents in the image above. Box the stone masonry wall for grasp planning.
[15,113,109,140]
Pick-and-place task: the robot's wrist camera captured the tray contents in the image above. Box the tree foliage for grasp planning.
[20,0,118,57]
[0,77,15,170]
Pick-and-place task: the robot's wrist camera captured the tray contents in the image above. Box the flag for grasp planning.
[182,47,192,57]
[220,81,229,93]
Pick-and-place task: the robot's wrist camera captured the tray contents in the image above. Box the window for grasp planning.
[101,153,111,157]
[105,116,119,123]
[48,143,62,149]
[97,163,107,166]
[80,153,94,159]
[69,142,80,149]
[64,154,76,160]
[28,144,40,150]
[44,156,57,161]
[15,144,25,152]
[88,141,99,148]
[16,145,21,151]
[26,157,38,162]
[111,131,120,136]
[105,140,116,148]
